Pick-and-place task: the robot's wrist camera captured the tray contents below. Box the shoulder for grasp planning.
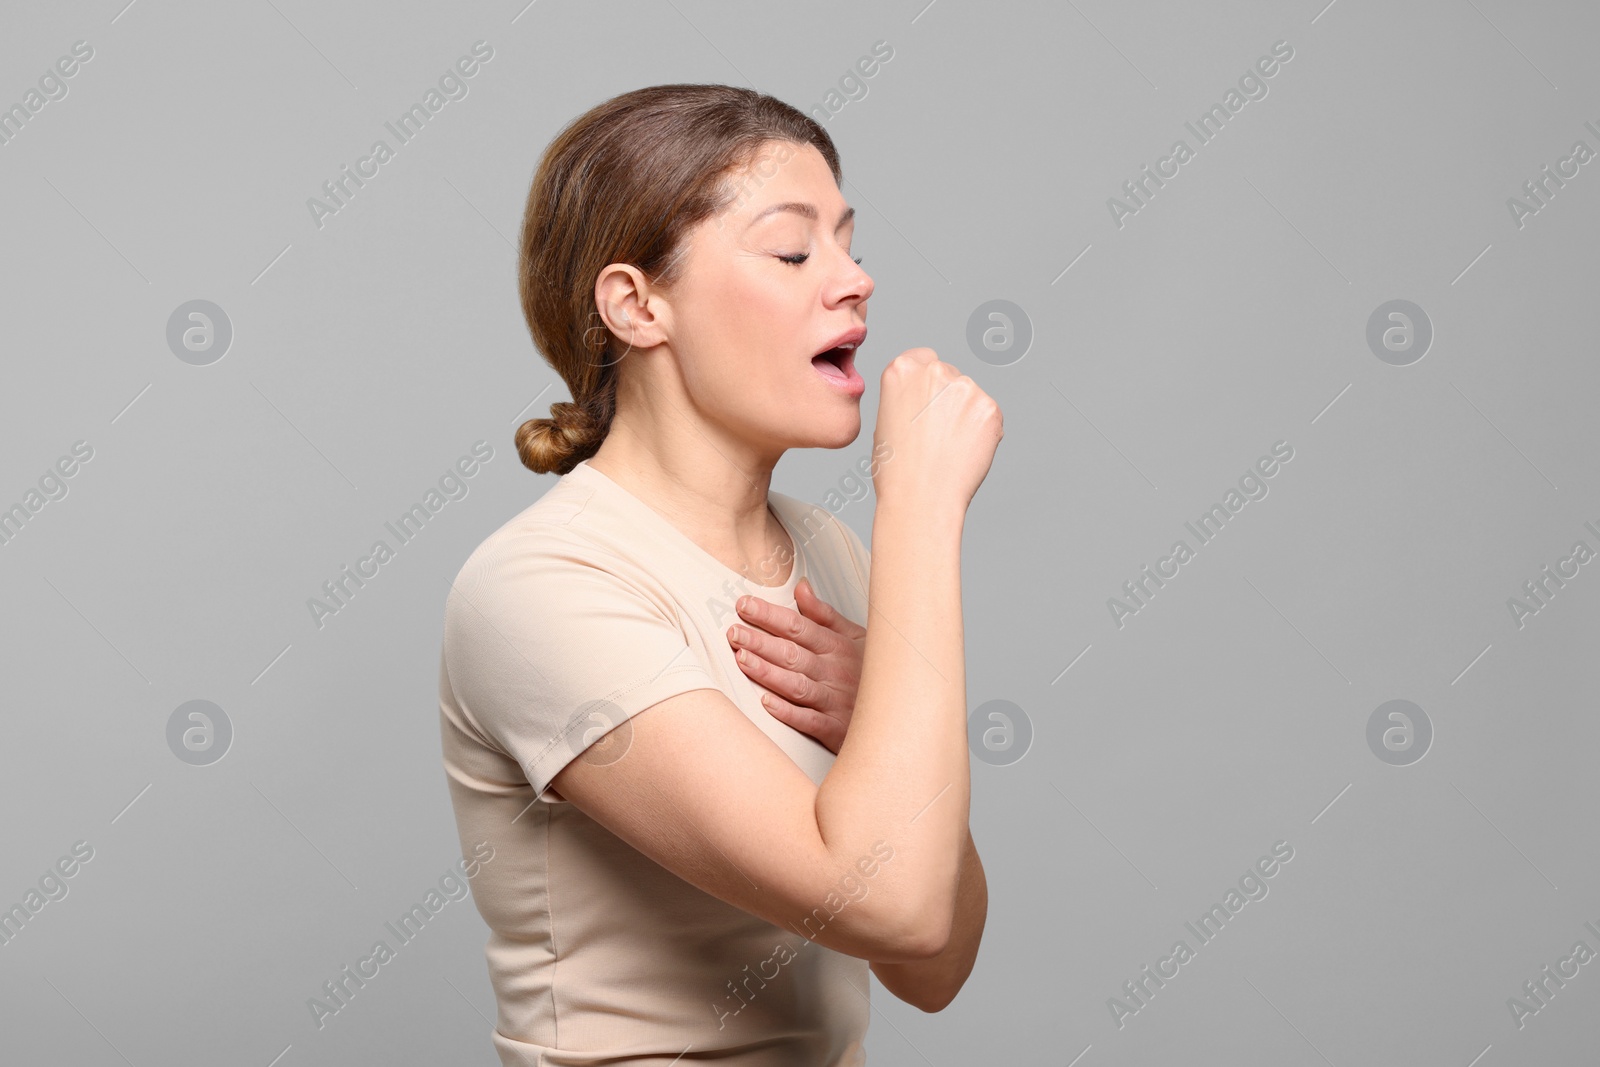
[444,477,640,625]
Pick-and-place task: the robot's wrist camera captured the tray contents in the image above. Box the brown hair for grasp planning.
[513,84,842,475]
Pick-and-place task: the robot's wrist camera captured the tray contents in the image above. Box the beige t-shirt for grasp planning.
[438,457,875,1066]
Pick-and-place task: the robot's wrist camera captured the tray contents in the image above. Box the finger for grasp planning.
[735,594,835,655]
[794,578,866,641]
[758,691,845,754]
[731,643,825,709]
[728,619,812,676]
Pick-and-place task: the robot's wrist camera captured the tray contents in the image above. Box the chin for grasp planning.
[792,409,863,451]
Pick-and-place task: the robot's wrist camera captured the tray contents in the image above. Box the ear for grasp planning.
[594,264,668,350]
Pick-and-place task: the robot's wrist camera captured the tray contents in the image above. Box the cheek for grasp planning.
[672,258,815,398]
[721,280,811,365]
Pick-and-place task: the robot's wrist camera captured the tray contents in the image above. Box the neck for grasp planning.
[584,388,790,584]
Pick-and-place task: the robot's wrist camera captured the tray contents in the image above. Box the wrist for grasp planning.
[872,492,965,545]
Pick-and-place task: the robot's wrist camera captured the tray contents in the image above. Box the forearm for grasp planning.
[815,498,969,950]
[871,826,987,1011]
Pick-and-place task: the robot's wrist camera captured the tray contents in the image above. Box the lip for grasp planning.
[814,325,867,359]
[811,325,867,398]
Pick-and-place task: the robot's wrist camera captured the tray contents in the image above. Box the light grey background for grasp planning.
[2,0,1596,1064]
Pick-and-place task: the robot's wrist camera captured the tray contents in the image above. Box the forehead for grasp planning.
[722,141,846,223]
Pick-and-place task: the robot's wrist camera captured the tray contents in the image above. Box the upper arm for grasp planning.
[551,687,932,962]
[441,531,932,963]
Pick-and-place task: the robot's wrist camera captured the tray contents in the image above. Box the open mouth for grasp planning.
[811,345,855,381]
[810,327,866,395]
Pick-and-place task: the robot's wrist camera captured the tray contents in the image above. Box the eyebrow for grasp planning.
[746,202,855,230]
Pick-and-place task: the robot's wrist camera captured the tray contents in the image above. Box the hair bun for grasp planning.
[515,400,601,475]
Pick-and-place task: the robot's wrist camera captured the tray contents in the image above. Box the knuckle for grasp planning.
[891,347,937,372]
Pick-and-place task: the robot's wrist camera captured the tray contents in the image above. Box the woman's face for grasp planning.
[658,141,875,454]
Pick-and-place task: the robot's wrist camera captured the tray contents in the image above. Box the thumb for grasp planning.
[796,578,862,638]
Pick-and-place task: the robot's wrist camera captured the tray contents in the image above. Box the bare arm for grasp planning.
[871,826,987,1011]
[812,494,971,954]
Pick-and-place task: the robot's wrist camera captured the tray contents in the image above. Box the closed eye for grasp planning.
[777,252,864,266]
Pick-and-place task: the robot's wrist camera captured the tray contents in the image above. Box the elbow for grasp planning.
[904,917,953,961]
[882,896,954,961]
[907,986,958,1014]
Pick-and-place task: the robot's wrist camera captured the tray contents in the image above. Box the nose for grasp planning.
[828,251,873,308]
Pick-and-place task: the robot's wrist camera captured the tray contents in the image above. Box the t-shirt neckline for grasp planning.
[570,459,804,595]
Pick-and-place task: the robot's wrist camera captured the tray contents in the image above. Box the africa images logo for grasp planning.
[306,842,495,1030]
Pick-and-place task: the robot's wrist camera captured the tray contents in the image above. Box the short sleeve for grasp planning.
[440,528,718,800]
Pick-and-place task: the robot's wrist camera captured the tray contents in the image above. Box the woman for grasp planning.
[438,83,1001,1066]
